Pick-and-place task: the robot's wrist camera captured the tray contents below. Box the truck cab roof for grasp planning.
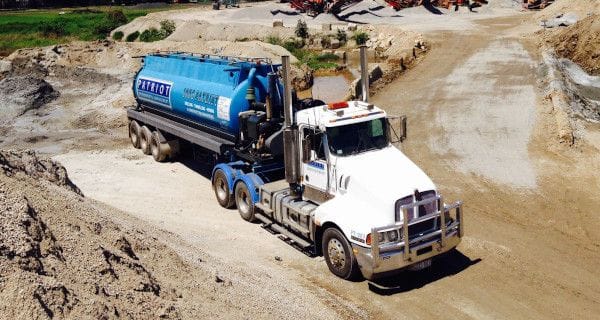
[295,101,387,129]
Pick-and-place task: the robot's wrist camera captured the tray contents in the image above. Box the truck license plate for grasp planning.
[408,259,431,271]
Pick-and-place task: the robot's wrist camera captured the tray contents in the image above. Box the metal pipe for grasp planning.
[402,207,410,261]
[439,196,446,248]
[281,56,299,186]
[359,45,369,103]
[282,56,293,127]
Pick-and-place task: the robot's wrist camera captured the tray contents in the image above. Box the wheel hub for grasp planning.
[238,189,249,213]
[216,178,227,200]
[327,238,346,270]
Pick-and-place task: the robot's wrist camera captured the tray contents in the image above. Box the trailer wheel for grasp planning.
[235,182,256,222]
[213,169,235,209]
[140,126,152,155]
[150,131,167,162]
[322,228,360,280]
[129,120,141,149]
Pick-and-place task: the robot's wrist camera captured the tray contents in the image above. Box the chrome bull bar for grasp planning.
[371,195,463,266]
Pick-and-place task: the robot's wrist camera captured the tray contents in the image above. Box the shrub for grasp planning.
[94,21,114,38]
[295,19,308,39]
[126,31,140,42]
[336,29,347,43]
[94,10,129,39]
[139,28,165,42]
[265,35,283,46]
[107,10,128,26]
[352,31,369,45]
[159,20,176,37]
[112,31,124,41]
[315,52,339,61]
[39,19,68,37]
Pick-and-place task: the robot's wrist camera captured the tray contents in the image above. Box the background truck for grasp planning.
[127,47,464,280]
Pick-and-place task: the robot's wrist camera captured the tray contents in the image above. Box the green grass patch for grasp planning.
[277,38,339,70]
[0,6,183,56]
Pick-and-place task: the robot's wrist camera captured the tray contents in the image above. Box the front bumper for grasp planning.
[353,199,463,280]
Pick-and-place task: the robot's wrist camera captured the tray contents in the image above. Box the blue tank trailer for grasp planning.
[127,52,323,210]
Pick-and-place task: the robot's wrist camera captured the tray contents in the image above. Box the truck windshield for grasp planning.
[326,118,389,156]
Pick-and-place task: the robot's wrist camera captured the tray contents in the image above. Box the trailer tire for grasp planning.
[322,228,360,280]
[213,169,235,209]
[129,120,141,149]
[140,126,152,155]
[150,131,168,162]
[235,182,256,222]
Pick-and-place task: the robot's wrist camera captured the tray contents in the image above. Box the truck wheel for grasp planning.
[322,228,360,280]
[129,120,141,149]
[140,126,152,155]
[150,131,167,162]
[213,169,235,209]
[235,182,256,222]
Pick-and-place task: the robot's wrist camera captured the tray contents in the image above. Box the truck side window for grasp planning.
[303,128,325,161]
[314,132,325,160]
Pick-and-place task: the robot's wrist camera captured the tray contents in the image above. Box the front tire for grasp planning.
[322,228,360,280]
[213,169,235,209]
[235,182,256,222]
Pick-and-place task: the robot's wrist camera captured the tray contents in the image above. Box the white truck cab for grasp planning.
[280,100,463,279]
[223,52,462,281]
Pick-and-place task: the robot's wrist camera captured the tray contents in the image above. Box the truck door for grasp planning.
[300,127,329,201]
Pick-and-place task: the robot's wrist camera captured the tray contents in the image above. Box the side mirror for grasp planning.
[387,115,407,143]
[302,136,312,163]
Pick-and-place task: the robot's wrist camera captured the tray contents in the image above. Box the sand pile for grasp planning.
[0,76,59,122]
[535,0,599,20]
[547,14,600,76]
[0,150,185,319]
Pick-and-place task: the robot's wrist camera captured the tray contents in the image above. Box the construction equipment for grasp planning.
[127,47,464,280]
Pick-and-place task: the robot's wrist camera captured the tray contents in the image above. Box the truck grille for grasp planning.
[395,190,439,238]
[408,217,440,238]
[395,190,437,222]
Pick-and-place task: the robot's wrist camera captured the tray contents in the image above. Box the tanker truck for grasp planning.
[126,47,464,280]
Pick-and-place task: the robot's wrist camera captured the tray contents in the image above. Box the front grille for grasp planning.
[408,217,440,238]
[395,190,438,222]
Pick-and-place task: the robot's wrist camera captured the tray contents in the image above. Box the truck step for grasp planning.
[255,212,315,257]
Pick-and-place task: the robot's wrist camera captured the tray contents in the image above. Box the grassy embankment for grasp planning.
[0,5,196,56]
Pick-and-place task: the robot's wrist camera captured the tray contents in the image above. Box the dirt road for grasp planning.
[55,13,600,320]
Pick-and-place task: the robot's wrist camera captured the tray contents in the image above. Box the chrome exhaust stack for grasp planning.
[281,56,300,190]
[359,45,369,103]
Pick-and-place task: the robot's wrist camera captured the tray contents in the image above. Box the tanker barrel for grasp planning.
[281,55,300,187]
[360,45,369,103]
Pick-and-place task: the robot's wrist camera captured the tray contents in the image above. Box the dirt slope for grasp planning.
[535,0,599,20]
[0,151,356,319]
[546,14,600,75]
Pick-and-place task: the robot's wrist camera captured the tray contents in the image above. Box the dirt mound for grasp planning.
[0,76,59,121]
[0,150,81,194]
[535,0,599,20]
[0,151,182,319]
[547,14,600,76]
